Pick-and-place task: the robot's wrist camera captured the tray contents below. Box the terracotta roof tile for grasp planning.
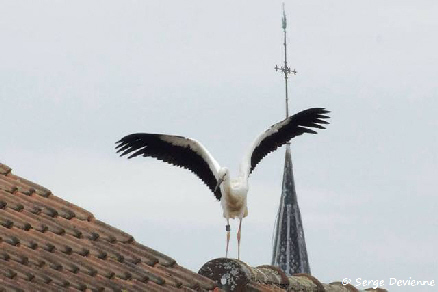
[92,219,133,243]
[0,274,54,292]
[131,241,177,267]
[0,162,220,291]
[5,173,51,198]
[171,265,218,290]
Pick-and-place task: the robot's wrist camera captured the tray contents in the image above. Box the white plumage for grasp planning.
[116,107,329,259]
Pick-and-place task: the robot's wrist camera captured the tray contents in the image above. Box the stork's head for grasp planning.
[214,167,229,192]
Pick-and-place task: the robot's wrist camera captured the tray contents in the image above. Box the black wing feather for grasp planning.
[116,134,222,200]
[250,108,330,174]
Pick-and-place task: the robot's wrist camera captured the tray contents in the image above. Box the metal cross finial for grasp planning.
[275,3,297,119]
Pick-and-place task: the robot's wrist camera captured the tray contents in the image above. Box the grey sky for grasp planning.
[1,1,437,291]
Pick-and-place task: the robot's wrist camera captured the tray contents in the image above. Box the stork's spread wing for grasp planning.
[116,134,222,200]
[241,108,330,177]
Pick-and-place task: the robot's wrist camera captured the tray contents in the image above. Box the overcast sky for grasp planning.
[1,1,437,291]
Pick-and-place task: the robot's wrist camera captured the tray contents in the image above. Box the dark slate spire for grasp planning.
[271,145,311,275]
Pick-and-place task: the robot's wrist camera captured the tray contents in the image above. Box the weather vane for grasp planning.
[275,3,297,118]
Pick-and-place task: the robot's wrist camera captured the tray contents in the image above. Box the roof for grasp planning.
[0,162,218,291]
[0,162,387,292]
[199,258,388,292]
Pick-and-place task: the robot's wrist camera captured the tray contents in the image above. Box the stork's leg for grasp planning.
[237,218,242,260]
[225,218,230,258]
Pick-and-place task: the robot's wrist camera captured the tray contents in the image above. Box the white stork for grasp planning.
[116,107,329,259]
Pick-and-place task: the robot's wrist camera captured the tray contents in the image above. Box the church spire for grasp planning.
[271,3,311,276]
